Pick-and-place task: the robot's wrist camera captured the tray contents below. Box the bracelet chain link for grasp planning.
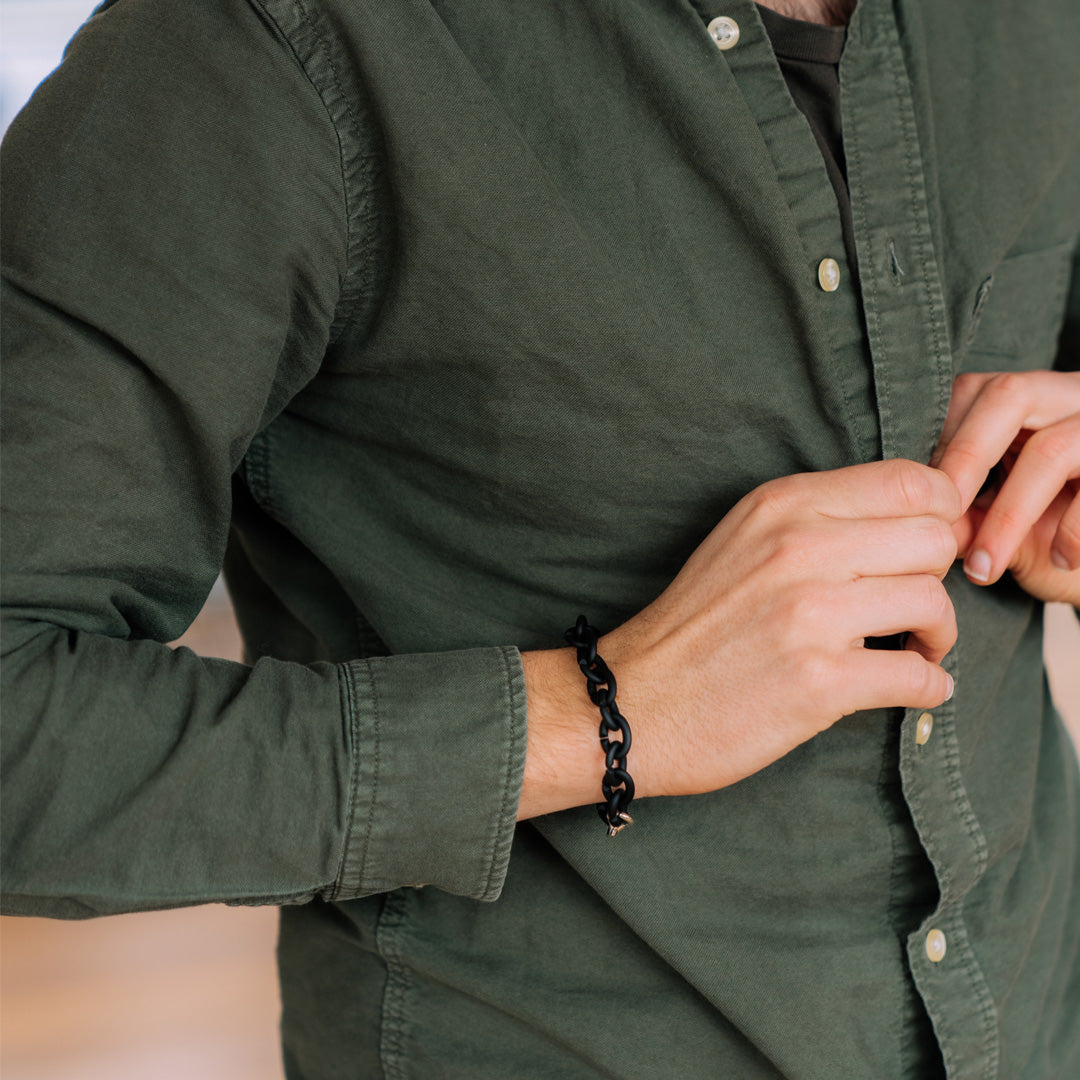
[564,616,635,837]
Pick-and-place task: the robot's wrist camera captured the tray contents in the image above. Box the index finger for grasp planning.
[930,372,993,467]
[935,372,1080,510]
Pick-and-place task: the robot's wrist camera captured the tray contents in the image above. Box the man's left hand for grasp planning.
[932,370,1080,605]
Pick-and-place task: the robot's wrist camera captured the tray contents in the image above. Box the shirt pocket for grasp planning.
[962,239,1074,371]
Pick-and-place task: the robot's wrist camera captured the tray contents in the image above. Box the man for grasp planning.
[2,0,1078,1077]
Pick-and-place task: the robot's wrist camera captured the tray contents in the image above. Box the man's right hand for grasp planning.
[518,459,960,820]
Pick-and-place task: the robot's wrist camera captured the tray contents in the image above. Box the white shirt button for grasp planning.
[925,928,947,963]
[818,257,840,292]
[916,711,934,746]
[707,16,740,50]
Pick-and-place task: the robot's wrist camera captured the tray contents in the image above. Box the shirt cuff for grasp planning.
[332,645,527,902]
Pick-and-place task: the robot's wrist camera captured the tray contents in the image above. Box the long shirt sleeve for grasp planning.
[0,0,526,918]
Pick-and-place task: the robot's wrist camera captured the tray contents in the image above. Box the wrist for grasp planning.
[517,646,605,820]
[517,627,664,821]
[563,617,636,834]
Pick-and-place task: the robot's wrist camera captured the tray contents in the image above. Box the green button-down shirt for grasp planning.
[2,1,1078,1077]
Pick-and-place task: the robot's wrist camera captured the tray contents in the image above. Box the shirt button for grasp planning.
[707,16,740,50]
[925,928,947,963]
[916,711,934,746]
[818,257,841,292]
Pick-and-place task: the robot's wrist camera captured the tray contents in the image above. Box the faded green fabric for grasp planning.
[2,1,1078,1078]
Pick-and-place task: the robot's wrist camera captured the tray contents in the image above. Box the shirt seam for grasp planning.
[952,910,1001,1080]
[254,0,389,348]
[939,724,989,887]
[482,646,524,900]
[290,0,358,344]
[242,428,276,518]
[330,661,366,900]
[354,658,382,897]
[376,888,412,1080]
[925,905,1000,1080]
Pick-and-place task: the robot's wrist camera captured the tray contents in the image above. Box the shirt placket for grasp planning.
[841,4,998,1078]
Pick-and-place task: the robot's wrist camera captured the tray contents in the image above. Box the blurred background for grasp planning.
[1,4,1079,1079]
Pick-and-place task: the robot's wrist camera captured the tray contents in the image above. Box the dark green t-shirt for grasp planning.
[759,4,858,271]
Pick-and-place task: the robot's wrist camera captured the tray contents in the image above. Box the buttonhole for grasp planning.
[972,274,994,318]
[964,274,995,349]
[888,240,905,284]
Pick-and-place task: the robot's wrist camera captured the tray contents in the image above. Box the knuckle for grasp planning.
[943,438,984,471]
[987,502,1027,538]
[987,371,1028,400]
[742,486,776,528]
[781,583,829,630]
[787,584,828,630]
[751,476,799,521]
[928,577,956,629]
[912,575,956,644]
[884,459,933,512]
[795,649,841,710]
[773,585,835,661]
[928,519,959,569]
[945,611,959,649]
[900,652,938,701]
[1025,426,1073,467]
[953,371,985,396]
[925,574,951,614]
[768,525,824,576]
[939,616,959,654]
[767,528,800,564]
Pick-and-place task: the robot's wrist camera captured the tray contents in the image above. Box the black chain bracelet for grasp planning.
[564,616,635,837]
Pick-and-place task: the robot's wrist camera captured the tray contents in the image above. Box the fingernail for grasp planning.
[944,673,954,702]
[965,548,992,583]
[1050,548,1073,572]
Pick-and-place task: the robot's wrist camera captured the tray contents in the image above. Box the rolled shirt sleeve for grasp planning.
[337,649,527,901]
